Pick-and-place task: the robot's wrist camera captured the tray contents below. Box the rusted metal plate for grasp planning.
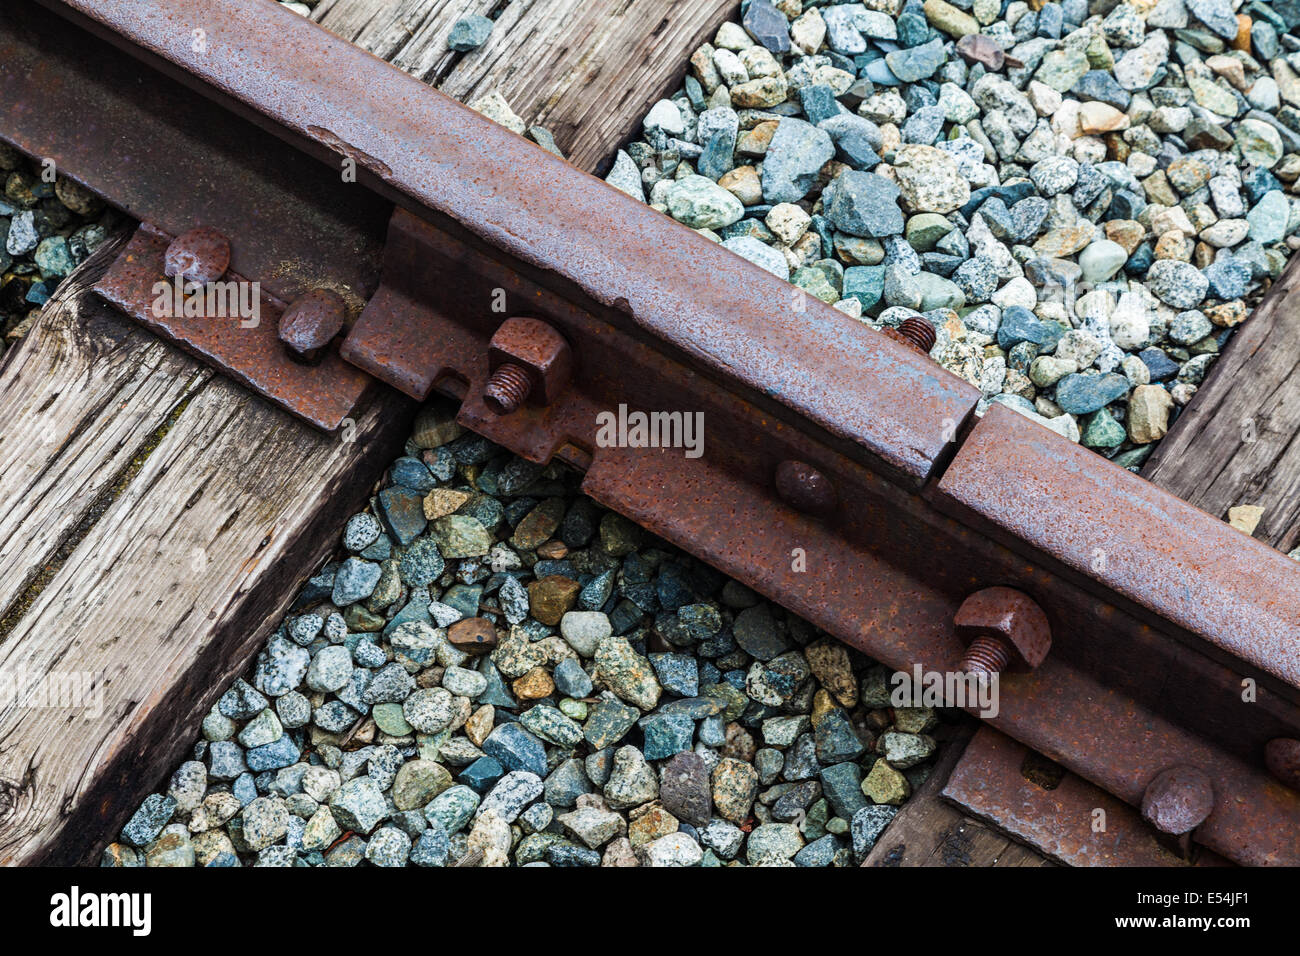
[0,1,390,309]
[42,0,980,487]
[932,402,1300,694]
[943,727,1232,867]
[95,225,372,432]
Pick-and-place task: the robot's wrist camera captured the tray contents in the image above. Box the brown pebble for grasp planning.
[512,665,555,700]
[447,617,498,655]
[1233,13,1252,51]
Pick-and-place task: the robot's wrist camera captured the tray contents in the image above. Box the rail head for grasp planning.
[39,0,980,487]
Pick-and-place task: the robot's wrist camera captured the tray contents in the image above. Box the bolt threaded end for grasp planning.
[960,635,1012,678]
[897,317,937,355]
[483,363,532,414]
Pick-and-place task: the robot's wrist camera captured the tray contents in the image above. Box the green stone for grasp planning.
[1035,49,1090,92]
[1235,119,1283,169]
[1081,408,1127,449]
[373,702,413,736]
[792,265,840,303]
[431,515,492,558]
[914,271,965,311]
[843,265,886,310]
[905,213,953,252]
[1187,75,1238,118]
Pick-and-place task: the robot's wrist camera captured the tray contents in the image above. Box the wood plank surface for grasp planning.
[863,723,1054,868]
[315,0,738,172]
[0,244,415,865]
[1143,255,1300,554]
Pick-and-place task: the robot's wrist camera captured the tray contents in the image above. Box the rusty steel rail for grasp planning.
[3,0,1300,865]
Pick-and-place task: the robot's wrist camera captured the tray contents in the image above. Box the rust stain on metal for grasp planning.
[95,225,372,432]
[943,728,1232,867]
[934,403,1300,692]
[1265,738,1300,791]
[47,0,980,488]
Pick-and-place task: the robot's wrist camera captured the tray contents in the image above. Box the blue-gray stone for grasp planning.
[458,756,505,793]
[1055,373,1131,414]
[410,822,451,866]
[813,709,867,763]
[544,758,593,808]
[390,457,436,492]
[245,735,301,772]
[1247,190,1289,246]
[376,485,427,545]
[1072,70,1130,110]
[1204,256,1251,299]
[885,38,946,83]
[743,0,792,53]
[824,170,903,237]
[219,679,268,720]
[799,85,841,126]
[639,712,696,761]
[820,762,870,820]
[397,538,445,586]
[852,804,898,860]
[483,723,547,776]
[584,696,641,748]
[996,306,1064,351]
[553,657,594,698]
[794,833,843,867]
[902,105,945,145]
[121,794,176,847]
[549,844,602,866]
[331,557,380,606]
[762,119,835,203]
[650,652,699,697]
[447,14,493,51]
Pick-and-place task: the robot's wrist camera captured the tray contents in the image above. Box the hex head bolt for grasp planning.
[163,226,231,285]
[1141,765,1215,860]
[483,316,573,414]
[774,460,837,518]
[954,586,1052,679]
[1265,738,1300,791]
[279,288,347,365]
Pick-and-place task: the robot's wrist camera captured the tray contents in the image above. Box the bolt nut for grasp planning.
[954,587,1051,674]
[164,226,231,285]
[279,288,347,365]
[775,460,837,517]
[1265,738,1300,791]
[484,316,573,411]
[1141,765,1215,836]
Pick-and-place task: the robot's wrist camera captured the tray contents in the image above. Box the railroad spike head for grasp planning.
[484,316,573,413]
[774,460,837,517]
[1265,738,1300,791]
[279,288,347,365]
[954,586,1051,676]
[1141,765,1215,836]
[163,225,231,285]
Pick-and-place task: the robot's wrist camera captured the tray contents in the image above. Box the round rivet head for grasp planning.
[1265,738,1300,791]
[1141,766,1215,835]
[775,460,836,517]
[164,226,231,285]
[279,288,347,365]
